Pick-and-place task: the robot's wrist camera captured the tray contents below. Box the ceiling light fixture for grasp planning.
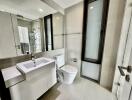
[38,8,44,12]
[90,6,94,10]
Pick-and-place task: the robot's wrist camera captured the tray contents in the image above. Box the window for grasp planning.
[82,0,109,64]
[81,0,109,82]
[44,14,54,51]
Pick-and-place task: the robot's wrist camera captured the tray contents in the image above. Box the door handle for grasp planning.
[125,74,130,82]
[118,66,132,76]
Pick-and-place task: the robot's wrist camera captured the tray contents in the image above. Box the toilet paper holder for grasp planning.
[71,58,77,62]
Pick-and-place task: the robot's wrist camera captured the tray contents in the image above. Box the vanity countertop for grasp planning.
[2,66,24,88]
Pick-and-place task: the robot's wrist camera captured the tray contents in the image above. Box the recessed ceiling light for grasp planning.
[90,6,94,10]
[38,8,44,12]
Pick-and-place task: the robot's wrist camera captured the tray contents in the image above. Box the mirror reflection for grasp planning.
[0,1,64,58]
[17,17,42,54]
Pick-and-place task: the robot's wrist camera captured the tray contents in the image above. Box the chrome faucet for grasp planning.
[31,53,36,65]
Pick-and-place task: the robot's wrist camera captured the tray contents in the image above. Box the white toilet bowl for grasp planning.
[55,54,78,84]
[59,65,77,84]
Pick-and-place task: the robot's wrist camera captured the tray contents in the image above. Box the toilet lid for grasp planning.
[60,65,77,74]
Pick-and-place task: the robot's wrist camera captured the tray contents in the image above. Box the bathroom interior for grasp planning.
[0,0,132,100]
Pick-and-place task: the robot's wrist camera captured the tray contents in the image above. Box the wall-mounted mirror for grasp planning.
[0,0,64,59]
[17,17,42,54]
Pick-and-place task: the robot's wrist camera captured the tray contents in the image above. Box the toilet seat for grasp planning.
[60,65,77,74]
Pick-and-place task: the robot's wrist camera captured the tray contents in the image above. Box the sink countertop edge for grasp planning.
[1,66,24,88]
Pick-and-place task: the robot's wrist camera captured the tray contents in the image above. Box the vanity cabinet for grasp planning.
[9,62,56,100]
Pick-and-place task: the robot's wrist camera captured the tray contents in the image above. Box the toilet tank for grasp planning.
[54,54,65,68]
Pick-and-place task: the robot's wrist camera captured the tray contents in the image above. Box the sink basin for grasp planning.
[24,59,49,69]
[16,57,55,74]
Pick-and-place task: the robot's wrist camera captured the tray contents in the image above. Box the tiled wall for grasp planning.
[53,12,64,50]
[65,2,83,77]
[100,0,126,90]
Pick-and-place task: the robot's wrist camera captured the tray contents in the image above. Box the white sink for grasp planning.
[16,57,55,74]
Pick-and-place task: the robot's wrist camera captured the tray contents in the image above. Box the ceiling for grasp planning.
[53,0,82,9]
[0,0,82,20]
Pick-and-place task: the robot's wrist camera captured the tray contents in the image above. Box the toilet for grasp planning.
[54,54,78,84]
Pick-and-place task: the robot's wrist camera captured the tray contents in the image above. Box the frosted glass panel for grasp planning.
[48,44,52,51]
[85,0,103,60]
[46,18,52,50]
[47,18,52,44]
[82,61,100,80]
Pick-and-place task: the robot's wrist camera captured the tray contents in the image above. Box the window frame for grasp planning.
[44,14,54,51]
[81,0,109,64]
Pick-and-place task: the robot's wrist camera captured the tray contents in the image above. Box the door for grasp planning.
[112,0,132,100]
[116,16,132,100]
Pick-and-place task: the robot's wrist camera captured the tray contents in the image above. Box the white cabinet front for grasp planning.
[9,62,57,100]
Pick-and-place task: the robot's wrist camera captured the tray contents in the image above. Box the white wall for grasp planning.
[53,12,64,50]
[65,2,83,77]
[42,48,65,59]
[100,0,126,90]
[0,11,17,58]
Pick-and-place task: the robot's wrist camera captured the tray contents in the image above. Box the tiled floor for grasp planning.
[39,77,116,100]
